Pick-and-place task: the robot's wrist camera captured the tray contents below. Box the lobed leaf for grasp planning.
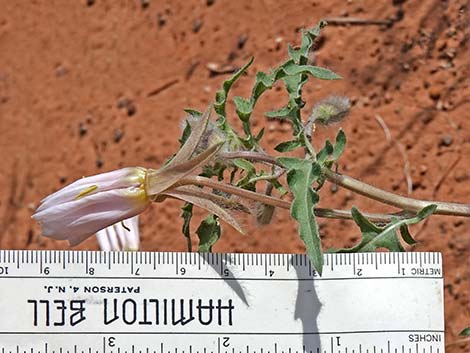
[330,205,437,253]
[278,158,324,275]
[316,129,347,164]
[214,57,254,122]
[288,20,327,64]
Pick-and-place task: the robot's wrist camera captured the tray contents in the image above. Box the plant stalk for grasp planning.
[178,175,415,223]
[220,151,470,217]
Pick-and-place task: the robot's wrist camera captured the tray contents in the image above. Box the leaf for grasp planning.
[232,158,256,174]
[183,108,202,117]
[459,327,470,336]
[278,158,324,275]
[232,158,257,190]
[214,57,254,120]
[288,20,327,64]
[332,129,346,161]
[330,205,437,253]
[399,225,417,245]
[274,140,302,152]
[181,203,193,252]
[265,106,292,119]
[316,140,334,164]
[254,127,265,142]
[281,61,341,80]
[276,156,304,169]
[233,96,252,122]
[196,215,221,252]
[179,120,192,146]
[270,179,288,197]
[315,129,346,165]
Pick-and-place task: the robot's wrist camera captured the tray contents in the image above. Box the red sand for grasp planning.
[0,1,468,349]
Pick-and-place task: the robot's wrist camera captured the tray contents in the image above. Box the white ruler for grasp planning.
[0,251,444,352]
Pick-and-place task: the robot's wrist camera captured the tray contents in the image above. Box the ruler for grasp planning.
[0,251,444,352]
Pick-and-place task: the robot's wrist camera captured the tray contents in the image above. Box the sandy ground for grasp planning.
[0,0,468,350]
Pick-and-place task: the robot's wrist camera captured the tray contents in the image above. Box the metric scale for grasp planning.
[0,251,444,352]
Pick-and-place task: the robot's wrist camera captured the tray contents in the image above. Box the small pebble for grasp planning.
[140,0,150,9]
[420,112,434,124]
[96,159,104,168]
[157,13,166,28]
[439,135,453,147]
[55,66,69,77]
[428,86,441,100]
[192,19,203,33]
[237,35,248,50]
[86,0,95,6]
[126,103,136,117]
[117,97,129,109]
[114,129,124,143]
[436,38,447,51]
[206,0,215,6]
[79,123,87,137]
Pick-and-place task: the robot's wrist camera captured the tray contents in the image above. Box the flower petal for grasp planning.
[96,228,112,251]
[96,216,140,251]
[37,167,146,213]
[33,188,149,244]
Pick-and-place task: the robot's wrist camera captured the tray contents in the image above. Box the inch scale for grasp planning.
[0,251,444,352]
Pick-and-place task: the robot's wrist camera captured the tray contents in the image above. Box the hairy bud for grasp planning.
[309,95,350,126]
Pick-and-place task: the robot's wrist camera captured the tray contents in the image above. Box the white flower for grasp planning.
[96,216,140,251]
[33,167,150,246]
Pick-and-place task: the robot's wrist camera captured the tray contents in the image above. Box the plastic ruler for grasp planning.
[0,251,444,352]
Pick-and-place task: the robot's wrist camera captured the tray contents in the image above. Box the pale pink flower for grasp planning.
[33,106,249,248]
[96,216,140,251]
[33,167,150,246]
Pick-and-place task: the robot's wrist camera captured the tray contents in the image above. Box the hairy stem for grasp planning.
[178,175,414,223]
[220,151,470,217]
[322,168,470,217]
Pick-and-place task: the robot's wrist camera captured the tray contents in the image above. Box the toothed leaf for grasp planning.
[330,205,437,253]
[278,158,324,275]
[214,57,254,122]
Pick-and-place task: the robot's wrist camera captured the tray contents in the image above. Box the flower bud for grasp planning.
[309,95,350,126]
[33,167,150,246]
